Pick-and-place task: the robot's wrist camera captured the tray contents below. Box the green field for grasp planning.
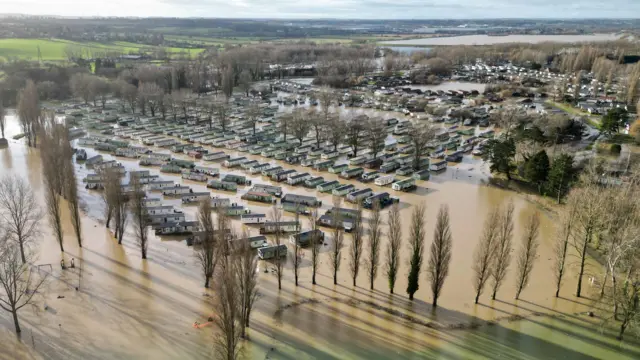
[0,38,205,61]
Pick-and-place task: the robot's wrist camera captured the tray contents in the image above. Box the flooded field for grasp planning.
[1,113,639,360]
[381,33,623,46]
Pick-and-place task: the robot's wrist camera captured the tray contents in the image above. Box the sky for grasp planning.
[1,0,640,19]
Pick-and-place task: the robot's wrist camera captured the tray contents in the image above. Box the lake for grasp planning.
[381,33,623,46]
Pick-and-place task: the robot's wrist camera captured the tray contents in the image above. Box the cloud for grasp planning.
[2,0,640,18]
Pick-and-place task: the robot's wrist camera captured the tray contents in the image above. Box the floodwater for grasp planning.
[381,33,623,46]
[1,113,639,360]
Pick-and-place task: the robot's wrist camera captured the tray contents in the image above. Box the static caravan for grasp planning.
[160,164,182,174]
[84,179,104,190]
[210,197,231,208]
[304,176,325,188]
[313,160,334,171]
[140,158,165,166]
[147,152,172,161]
[181,171,208,182]
[95,143,118,152]
[142,136,164,145]
[445,151,464,163]
[221,174,251,186]
[143,206,177,215]
[250,184,282,198]
[332,184,355,197]
[241,214,267,225]
[281,194,322,207]
[364,158,383,169]
[262,166,283,177]
[224,157,246,168]
[317,214,353,232]
[287,172,311,186]
[249,163,270,174]
[346,188,373,203]
[115,148,139,158]
[338,145,352,155]
[328,164,349,174]
[374,175,395,186]
[148,180,175,191]
[413,169,431,181]
[225,206,251,216]
[392,178,417,192]
[162,186,192,196]
[260,221,300,234]
[300,158,315,167]
[380,161,400,174]
[229,235,268,251]
[193,166,219,177]
[258,244,288,260]
[154,221,199,236]
[241,191,277,204]
[363,192,398,209]
[396,166,414,176]
[148,213,186,225]
[316,180,340,193]
[321,151,340,160]
[272,169,296,182]
[181,192,211,204]
[83,173,103,182]
[430,160,447,172]
[207,180,237,192]
[168,159,195,169]
[289,229,325,247]
[142,197,162,207]
[349,155,370,166]
[249,145,266,155]
[340,167,364,179]
[360,171,380,183]
[240,160,260,170]
[155,138,178,147]
[203,151,229,162]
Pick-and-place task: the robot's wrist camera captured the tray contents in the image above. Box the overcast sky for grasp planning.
[2,0,639,18]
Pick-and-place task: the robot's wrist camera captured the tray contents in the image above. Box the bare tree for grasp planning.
[246,103,261,136]
[609,269,640,340]
[327,115,346,152]
[60,130,82,248]
[139,82,164,117]
[346,115,366,157]
[349,202,365,287]
[553,198,578,298]
[215,101,230,133]
[238,70,252,96]
[17,80,40,147]
[0,234,47,334]
[39,116,64,252]
[291,208,302,286]
[122,83,138,113]
[196,199,217,288]
[427,205,453,307]
[473,207,501,304]
[270,204,284,290]
[309,111,325,149]
[212,251,242,360]
[408,124,436,170]
[515,213,540,300]
[129,177,149,259]
[366,200,383,290]
[234,235,259,338]
[407,203,426,300]
[278,112,292,142]
[0,176,41,264]
[385,203,402,294]
[491,202,514,300]
[0,100,5,139]
[572,185,605,298]
[491,108,526,140]
[100,167,120,230]
[291,109,311,145]
[309,208,322,285]
[330,196,345,285]
[366,118,387,160]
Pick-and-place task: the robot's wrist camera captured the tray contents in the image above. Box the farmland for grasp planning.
[0,38,206,61]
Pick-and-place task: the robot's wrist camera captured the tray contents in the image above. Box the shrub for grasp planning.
[610,144,622,154]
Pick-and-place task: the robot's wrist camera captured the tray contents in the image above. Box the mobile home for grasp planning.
[148,180,175,190]
[221,174,251,186]
[148,213,186,225]
[181,171,208,182]
[143,206,178,215]
[262,166,283,177]
[289,229,325,247]
[430,160,447,172]
[258,244,288,260]
[374,175,395,186]
[313,160,334,171]
[380,161,400,174]
[154,221,199,236]
[249,163,270,174]
[328,163,349,174]
[241,191,277,204]
[142,197,162,207]
[332,184,355,196]
[281,194,322,207]
[229,235,268,251]
[392,178,417,192]
[413,169,431,180]
[260,221,300,234]
[360,171,380,182]
[272,169,296,182]
[346,188,373,203]
[251,184,283,198]
[193,166,220,177]
[240,160,260,170]
[181,192,211,204]
[240,214,267,225]
[162,186,192,196]
[139,158,165,166]
[316,180,340,193]
[363,192,398,209]
[203,151,229,162]
[287,172,311,186]
[210,197,231,208]
[340,167,364,179]
[304,176,325,188]
[207,180,237,192]
[317,214,353,232]
[225,206,251,216]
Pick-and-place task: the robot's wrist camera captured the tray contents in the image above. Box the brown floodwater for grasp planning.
[1,113,638,360]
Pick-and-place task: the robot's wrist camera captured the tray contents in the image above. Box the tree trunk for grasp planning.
[600,267,609,298]
[19,240,26,264]
[618,320,628,340]
[409,293,414,300]
[333,272,337,285]
[204,276,210,289]
[576,233,589,298]
[12,310,21,334]
[433,297,438,308]
[475,291,480,304]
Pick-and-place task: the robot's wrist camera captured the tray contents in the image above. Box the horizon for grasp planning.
[2,0,640,20]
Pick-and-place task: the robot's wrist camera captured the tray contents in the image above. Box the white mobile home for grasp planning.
[181,192,211,204]
[240,213,267,224]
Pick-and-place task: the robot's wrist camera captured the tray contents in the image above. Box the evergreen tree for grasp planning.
[482,138,516,180]
[545,154,576,203]
[524,150,550,192]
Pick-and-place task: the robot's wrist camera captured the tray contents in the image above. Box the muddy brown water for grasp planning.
[1,113,638,360]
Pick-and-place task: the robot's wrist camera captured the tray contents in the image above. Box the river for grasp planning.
[380,34,623,46]
[1,112,638,359]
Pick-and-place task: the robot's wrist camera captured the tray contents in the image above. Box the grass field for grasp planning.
[0,38,205,61]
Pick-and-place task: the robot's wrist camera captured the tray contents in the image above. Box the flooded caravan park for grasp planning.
[1,112,639,360]
[381,33,624,46]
